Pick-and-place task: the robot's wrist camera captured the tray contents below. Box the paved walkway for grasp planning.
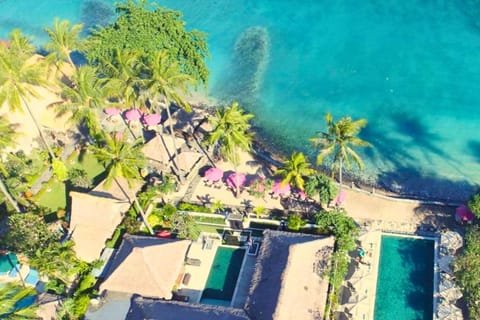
[231,253,257,308]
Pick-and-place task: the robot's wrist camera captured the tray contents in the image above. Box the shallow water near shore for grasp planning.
[2,0,480,200]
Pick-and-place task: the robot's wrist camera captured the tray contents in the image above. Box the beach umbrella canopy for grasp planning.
[142,113,162,126]
[455,205,474,222]
[104,107,122,116]
[227,172,246,189]
[334,190,347,206]
[124,108,142,121]
[204,167,223,182]
[272,180,291,195]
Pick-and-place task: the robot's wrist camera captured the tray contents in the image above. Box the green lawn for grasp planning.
[192,216,226,224]
[70,151,105,183]
[36,152,105,213]
[197,224,225,235]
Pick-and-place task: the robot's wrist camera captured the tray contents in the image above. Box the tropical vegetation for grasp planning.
[0,282,38,319]
[84,0,209,84]
[310,112,370,189]
[207,102,254,196]
[455,224,480,319]
[275,151,314,191]
[467,191,480,219]
[305,173,338,207]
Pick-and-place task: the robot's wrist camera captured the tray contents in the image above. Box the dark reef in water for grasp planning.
[81,0,114,34]
[215,26,270,105]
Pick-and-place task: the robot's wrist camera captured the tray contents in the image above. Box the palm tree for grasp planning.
[0,117,21,213]
[89,132,154,235]
[0,29,55,160]
[310,112,370,189]
[55,65,106,138]
[143,50,195,173]
[44,18,84,71]
[207,102,254,197]
[275,151,315,191]
[0,282,38,319]
[101,48,142,109]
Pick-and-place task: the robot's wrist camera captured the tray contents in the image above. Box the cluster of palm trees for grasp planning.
[205,100,371,204]
[0,19,197,215]
[275,112,370,200]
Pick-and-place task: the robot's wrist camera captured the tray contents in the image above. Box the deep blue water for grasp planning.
[374,235,434,320]
[2,0,480,200]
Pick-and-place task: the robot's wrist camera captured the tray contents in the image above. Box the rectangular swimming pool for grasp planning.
[200,246,245,305]
[374,235,434,320]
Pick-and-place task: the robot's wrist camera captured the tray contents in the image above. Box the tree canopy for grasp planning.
[84,0,209,85]
[2,212,59,257]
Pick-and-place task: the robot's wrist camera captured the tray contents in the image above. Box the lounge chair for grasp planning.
[185,258,201,266]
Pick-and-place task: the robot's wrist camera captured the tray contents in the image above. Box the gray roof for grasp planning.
[126,295,251,320]
[244,230,334,320]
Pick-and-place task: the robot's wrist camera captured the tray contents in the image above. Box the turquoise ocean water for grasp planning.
[374,236,434,320]
[2,0,480,200]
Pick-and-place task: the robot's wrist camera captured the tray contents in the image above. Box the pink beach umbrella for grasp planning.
[142,113,162,126]
[114,132,123,141]
[124,108,142,121]
[297,189,307,200]
[272,180,291,196]
[334,190,346,206]
[227,172,247,189]
[104,107,122,116]
[455,205,474,223]
[204,167,223,182]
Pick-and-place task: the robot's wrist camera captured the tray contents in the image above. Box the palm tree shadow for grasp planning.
[467,140,480,162]
[377,165,476,201]
[391,112,449,162]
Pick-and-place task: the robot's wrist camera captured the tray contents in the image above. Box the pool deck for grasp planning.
[340,230,382,320]
[177,234,222,303]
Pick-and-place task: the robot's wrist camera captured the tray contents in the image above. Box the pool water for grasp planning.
[374,235,434,320]
[2,1,480,200]
[200,246,245,304]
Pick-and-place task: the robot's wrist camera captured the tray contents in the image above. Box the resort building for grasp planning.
[99,235,190,299]
[69,177,141,262]
[87,230,335,320]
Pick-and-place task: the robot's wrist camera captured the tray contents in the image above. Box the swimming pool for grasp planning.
[200,246,245,305]
[374,235,434,320]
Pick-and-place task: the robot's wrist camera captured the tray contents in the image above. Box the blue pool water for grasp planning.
[374,235,434,320]
[201,246,245,304]
[2,1,480,200]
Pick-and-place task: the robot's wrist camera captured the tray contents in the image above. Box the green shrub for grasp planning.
[287,214,305,231]
[468,192,480,219]
[68,168,92,189]
[105,226,126,248]
[177,202,210,213]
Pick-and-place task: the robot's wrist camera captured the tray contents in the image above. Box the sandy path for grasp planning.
[2,86,69,154]
[189,150,454,229]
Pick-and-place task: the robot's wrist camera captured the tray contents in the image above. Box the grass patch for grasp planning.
[35,152,105,213]
[105,225,126,249]
[192,216,226,224]
[37,180,66,211]
[197,224,224,235]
